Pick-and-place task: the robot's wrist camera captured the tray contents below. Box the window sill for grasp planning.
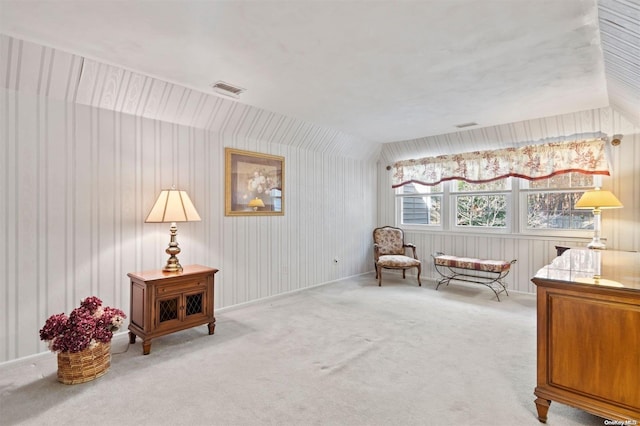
[399,227,594,243]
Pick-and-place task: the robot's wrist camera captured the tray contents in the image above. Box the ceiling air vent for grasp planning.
[455,122,478,129]
[210,81,245,98]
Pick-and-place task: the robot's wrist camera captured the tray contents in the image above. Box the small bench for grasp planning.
[432,252,517,301]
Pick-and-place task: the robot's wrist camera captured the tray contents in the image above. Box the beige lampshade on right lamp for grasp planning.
[575,187,623,250]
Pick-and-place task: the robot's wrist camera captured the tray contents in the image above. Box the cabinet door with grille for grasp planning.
[155,295,181,331]
[182,290,208,324]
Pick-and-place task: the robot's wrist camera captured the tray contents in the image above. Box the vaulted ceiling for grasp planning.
[1,0,639,147]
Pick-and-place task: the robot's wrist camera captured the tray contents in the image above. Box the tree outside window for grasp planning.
[525,173,594,230]
[453,180,509,228]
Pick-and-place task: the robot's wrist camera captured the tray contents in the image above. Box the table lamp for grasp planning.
[575,187,623,250]
[145,187,201,272]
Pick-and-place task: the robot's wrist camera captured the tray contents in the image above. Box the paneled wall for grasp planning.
[0,34,379,363]
[378,108,640,293]
[0,87,377,362]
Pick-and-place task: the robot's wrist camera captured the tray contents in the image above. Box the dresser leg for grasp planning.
[128,331,137,344]
[534,397,550,423]
[208,318,216,335]
[142,340,151,355]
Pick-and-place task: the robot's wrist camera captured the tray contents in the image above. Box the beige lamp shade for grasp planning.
[575,188,623,210]
[145,188,201,272]
[145,189,201,223]
[574,188,622,250]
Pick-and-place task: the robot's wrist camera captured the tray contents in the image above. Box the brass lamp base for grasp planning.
[163,223,183,272]
[163,255,183,272]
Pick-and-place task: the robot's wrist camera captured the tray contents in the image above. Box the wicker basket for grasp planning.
[57,341,111,385]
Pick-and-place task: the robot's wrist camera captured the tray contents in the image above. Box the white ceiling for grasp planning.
[0,0,634,144]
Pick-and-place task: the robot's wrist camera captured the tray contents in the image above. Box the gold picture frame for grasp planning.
[225,148,285,216]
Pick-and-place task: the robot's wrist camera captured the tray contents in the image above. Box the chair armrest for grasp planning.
[404,243,418,259]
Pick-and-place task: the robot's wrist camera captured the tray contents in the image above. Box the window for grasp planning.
[452,180,510,230]
[522,172,595,232]
[394,173,598,236]
[396,183,442,226]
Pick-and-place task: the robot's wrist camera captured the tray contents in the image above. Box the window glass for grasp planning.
[528,172,593,189]
[526,192,592,230]
[397,183,442,225]
[455,194,508,227]
[453,179,510,192]
[452,179,509,229]
[524,173,594,231]
[396,182,442,194]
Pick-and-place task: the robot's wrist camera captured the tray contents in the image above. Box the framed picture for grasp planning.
[225,148,285,216]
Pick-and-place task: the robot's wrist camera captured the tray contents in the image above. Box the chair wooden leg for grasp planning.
[377,266,382,286]
[402,269,406,279]
[417,264,422,286]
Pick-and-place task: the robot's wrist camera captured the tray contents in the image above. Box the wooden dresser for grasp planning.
[532,248,640,423]
[127,265,218,355]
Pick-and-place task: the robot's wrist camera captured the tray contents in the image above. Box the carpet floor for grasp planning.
[0,273,607,426]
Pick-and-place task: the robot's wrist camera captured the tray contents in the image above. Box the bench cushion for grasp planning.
[434,255,512,273]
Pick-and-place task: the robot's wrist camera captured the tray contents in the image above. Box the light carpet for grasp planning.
[0,273,607,426]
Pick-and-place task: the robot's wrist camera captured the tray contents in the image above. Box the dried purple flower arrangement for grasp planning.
[39,296,126,353]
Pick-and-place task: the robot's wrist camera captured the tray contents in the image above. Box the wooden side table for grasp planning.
[127,265,218,355]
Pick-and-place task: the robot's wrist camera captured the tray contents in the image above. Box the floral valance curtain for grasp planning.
[392,139,610,188]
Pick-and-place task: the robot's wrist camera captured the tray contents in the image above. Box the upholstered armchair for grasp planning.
[373,226,421,286]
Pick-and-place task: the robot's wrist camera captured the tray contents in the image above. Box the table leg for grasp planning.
[142,339,151,355]
[534,397,550,423]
